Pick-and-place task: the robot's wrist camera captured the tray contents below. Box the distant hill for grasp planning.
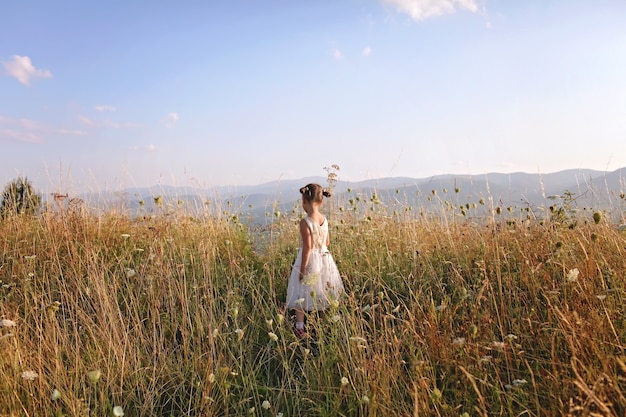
[74,168,626,224]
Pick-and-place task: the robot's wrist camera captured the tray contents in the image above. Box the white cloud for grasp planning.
[1,114,90,143]
[131,144,158,152]
[382,0,480,21]
[78,115,140,129]
[332,48,344,60]
[1,55,52,86]
[163,112,179,129]
[362,46,372,57]
[0,115,44,143]
[95,105,116,112]
[78,115,98,127]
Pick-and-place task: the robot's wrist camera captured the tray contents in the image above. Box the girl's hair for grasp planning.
[300,183,331,203]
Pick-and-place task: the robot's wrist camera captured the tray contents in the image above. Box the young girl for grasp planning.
[285,183,344,338]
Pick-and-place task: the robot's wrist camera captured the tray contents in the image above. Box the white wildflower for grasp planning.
[268,332,278,342]
[120,234,130,239]
[340,377,349,386]
[331,314,341,323]
[113,406,124,416]
[21,370,38,380]
[262,400,271,409]
[566,268,579,282]
[51,389,61,401]
[248,407,255,414]
[301,273,320,286]
[504,334,517,341]
[208,373,215,383]
[596,294,607,301]
[512,379,527,386]
[265,319,273,327]
[452,337,466,346]
[295,298,305,305]
[0,319,17,327]
[125,268,136,278]
[361,395,370,404]
[87,369,101,384]
[493,341,506,349]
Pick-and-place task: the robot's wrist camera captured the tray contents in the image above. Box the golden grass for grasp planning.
[1,195,625,416]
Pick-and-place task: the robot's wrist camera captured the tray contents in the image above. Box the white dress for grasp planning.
[285,216,344,311]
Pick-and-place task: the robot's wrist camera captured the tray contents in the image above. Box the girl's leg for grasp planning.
[294,309,306,338]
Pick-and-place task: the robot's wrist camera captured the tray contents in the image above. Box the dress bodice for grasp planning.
[303,216,327,250]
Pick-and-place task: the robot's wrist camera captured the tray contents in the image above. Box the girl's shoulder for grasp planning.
[306,214,326,227]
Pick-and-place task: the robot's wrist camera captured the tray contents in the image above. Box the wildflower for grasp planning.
[341,377,349,386]
[51,389,61,401]
[208,373,215,383]
[21,370,38,380]
[504,334,517,341]
[493,341,506,349]
[391,305,401,313]
[212,328,219,338]
[266,319,273,327]
[87,369,101,384]
[277,413,284,417]
[125,268,136,278]
[452,337,466,346]
[120,234,130,239]
[328,298,339,309]
[0,319,17,327]
[361,395,370,404]
[512,379,527,386]
[113,406,124,416]
[262,400,271,409]
[231,307,239,318]
[567,268,579,282]
[331,314,341,323]
[268,332,278,342]
[277,314,284,324]
[430,388,442,402]
[295,298,305,305]
[248,407,255,414]
[234,328,244,340]
[596,294,607,301]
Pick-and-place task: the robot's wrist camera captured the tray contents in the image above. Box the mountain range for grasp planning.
[77,167,626,224]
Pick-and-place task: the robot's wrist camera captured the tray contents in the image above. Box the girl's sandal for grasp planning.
[294,327,307,339]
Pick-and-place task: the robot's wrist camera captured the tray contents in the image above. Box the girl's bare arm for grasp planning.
[299,219,312,279]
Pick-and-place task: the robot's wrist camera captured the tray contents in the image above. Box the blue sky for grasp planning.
[2,0,626,193]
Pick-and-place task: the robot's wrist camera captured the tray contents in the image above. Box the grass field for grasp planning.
[1,187,625,416]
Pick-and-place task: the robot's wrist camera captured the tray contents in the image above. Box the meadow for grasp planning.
[1,185,625,416]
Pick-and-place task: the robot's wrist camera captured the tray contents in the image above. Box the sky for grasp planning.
[2,0,626,193]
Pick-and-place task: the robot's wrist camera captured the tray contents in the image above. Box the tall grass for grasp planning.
[1,190,625,416]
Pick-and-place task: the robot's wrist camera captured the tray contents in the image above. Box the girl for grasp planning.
[285,183,344,338]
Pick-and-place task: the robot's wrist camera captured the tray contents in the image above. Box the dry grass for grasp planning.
[1,191,625,416]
